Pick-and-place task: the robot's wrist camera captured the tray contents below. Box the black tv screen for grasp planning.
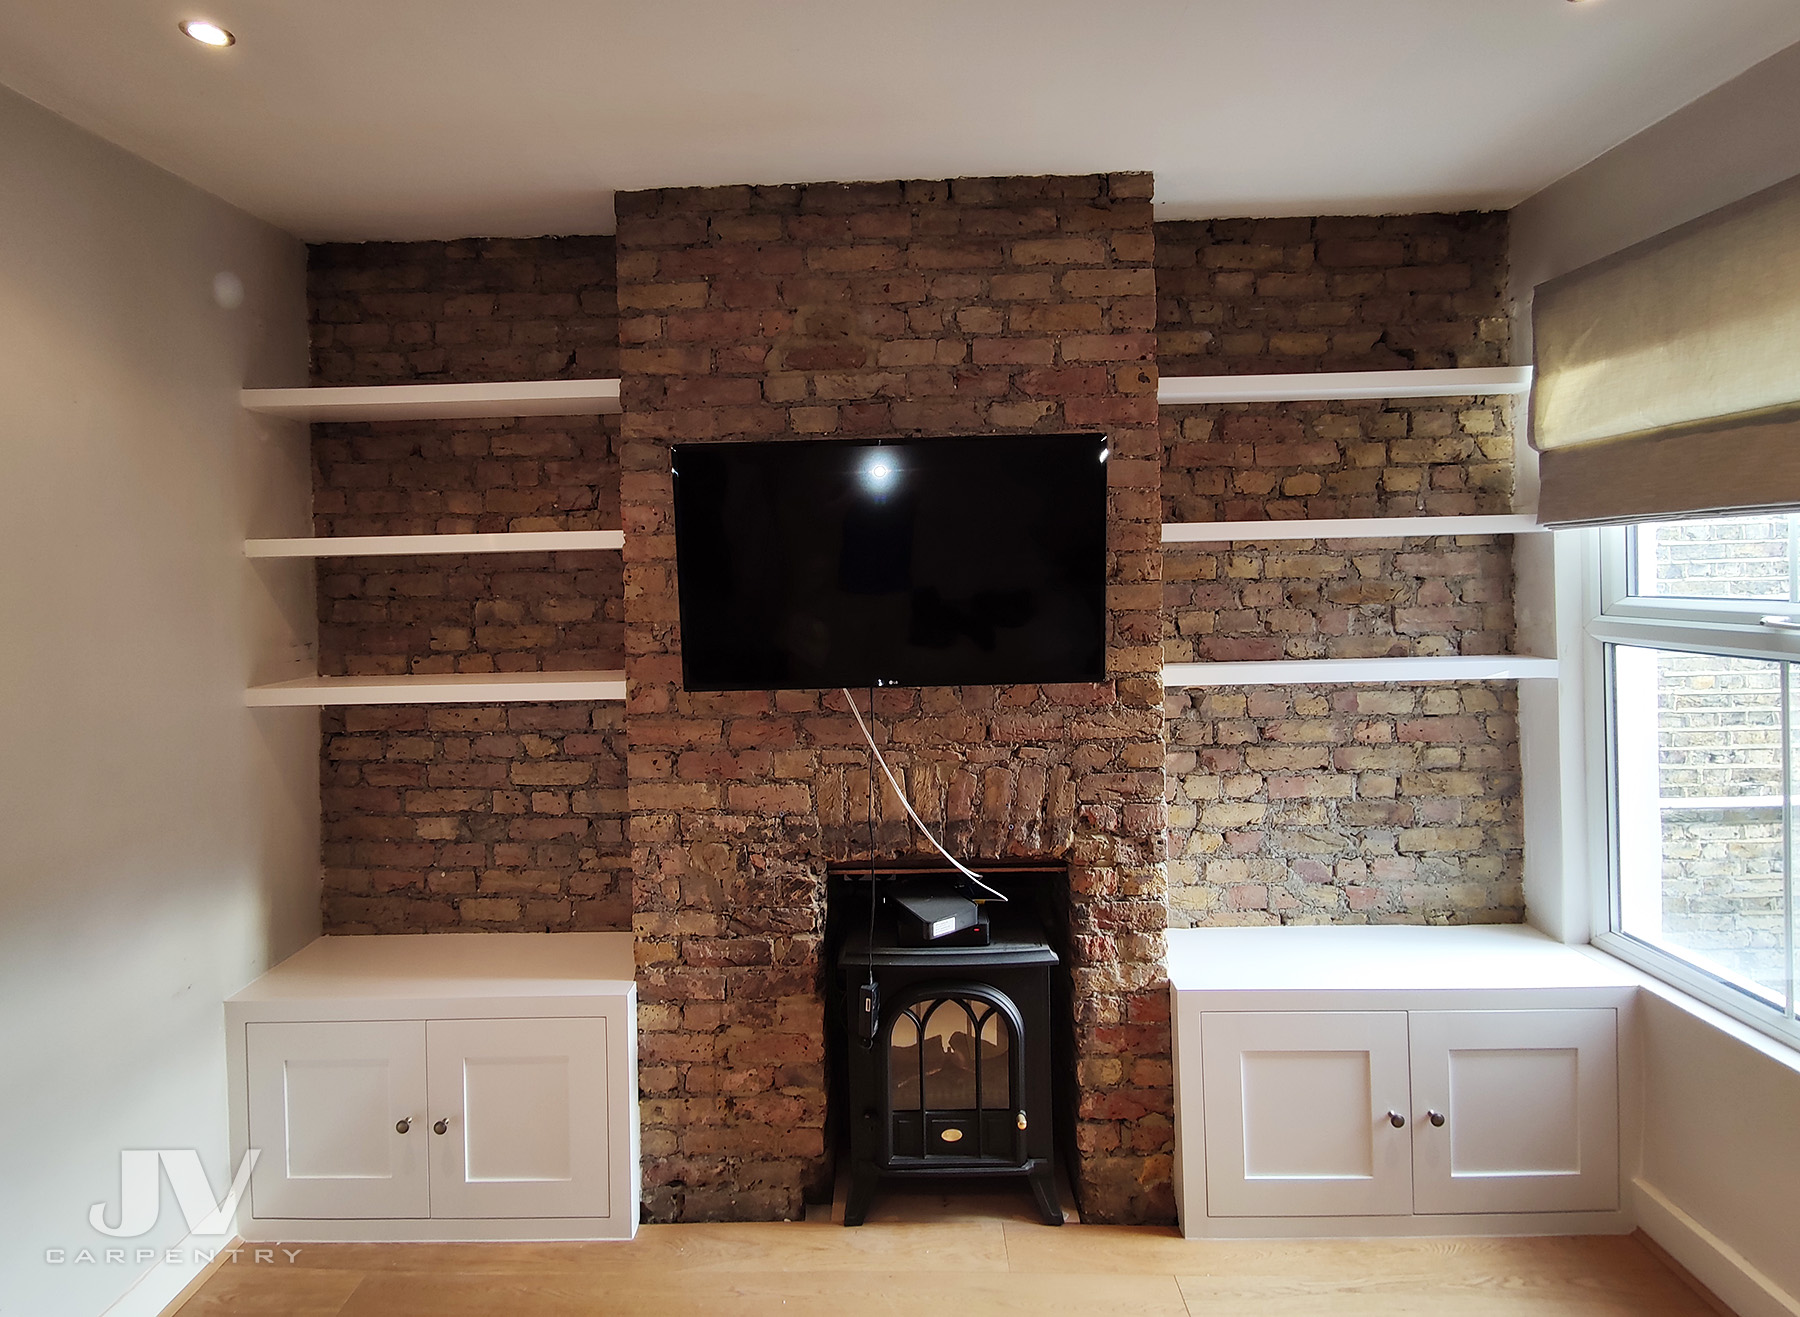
[671,433,1108,691]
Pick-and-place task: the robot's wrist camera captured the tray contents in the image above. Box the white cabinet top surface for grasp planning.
[228,932,635,1003]
[1167,925,1637,995]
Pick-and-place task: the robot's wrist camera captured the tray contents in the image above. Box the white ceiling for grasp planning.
[2,1,1798,242]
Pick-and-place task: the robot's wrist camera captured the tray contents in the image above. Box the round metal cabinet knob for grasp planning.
[395,1117,412,1134]
[1428,1110,1446,1127]
[1387,1110,1406,1128]
[433,1118,449,1136]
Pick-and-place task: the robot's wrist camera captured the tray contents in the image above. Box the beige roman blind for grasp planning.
[1531,171,1800,526]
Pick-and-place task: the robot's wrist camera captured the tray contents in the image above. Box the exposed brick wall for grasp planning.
[1163,537,1513,664]
[1163,398,1513,524]
[1156,211,1515,532]
[317,554,621,677]
[1155,214,1508,376]
[807,687,1084,859]
[308,237,628,932]
[310,237,617,385]
[1157,213,1523,926]
[311,415,619,537]
[1165,683,1522,928]
[617,175,1169,1225]
[321,703,630,933]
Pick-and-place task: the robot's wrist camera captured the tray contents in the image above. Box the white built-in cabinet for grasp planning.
[1408,1008,1617,1215]
[245,1019,428,1220]
[226,932,638,1241]
[1171,926,1638,1238]
[1201,1010,1414,1218]
[1200,1006,1618,1220]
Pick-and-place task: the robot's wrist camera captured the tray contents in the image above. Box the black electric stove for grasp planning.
[836,887,1063,1226]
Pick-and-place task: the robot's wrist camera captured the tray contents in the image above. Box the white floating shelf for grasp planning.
[247,670,627,707]
[246,530,624,558]
[1164,655,1558,687]
[241,378,623,421]
[243,369,1528,417]
[1163,515,1541,543]
[1157,366,1533,405]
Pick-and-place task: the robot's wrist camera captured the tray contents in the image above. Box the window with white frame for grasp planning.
[1592,514,1800,1046]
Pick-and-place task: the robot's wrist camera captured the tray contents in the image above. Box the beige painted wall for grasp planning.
[1637,993,1800,1315]
[0,86,317,1317]
[1509,38,1800,1317]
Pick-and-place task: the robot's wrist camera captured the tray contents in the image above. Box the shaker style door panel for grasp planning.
[1201,1011,1413,1217]
[245,1020,429,1219]
[1409,1009,1619,1214]
[425,1016,612,1219]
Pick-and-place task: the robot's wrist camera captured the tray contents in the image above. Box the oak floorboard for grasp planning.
[267,1220,1008,1275]
[169,1225,1723,1317]
[1169,1235,1717,1317]
[1005,1228,1694,1285]
[168,1264,360,1317]
[331,1268,1189,1317]
[1173,1277,1712,1317]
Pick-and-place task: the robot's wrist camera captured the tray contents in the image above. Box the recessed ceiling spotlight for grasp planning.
[179,19,235,47]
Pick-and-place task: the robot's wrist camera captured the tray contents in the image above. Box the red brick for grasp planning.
[617,175,1168,1228]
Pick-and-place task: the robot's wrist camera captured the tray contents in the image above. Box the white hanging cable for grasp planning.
[843,689,1007,903]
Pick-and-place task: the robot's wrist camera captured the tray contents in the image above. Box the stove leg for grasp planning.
[1026,1161,1064,1226]
[843,1166,879,1227]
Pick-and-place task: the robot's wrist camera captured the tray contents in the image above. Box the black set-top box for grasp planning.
[891,885,989,946]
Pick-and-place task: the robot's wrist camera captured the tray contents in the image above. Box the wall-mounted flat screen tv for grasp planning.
[671,433,1108,691]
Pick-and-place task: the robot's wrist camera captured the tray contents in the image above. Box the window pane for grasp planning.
[1613,646,1789,1006]
[1790,671,1799,1024]
[1632,514,1797,602]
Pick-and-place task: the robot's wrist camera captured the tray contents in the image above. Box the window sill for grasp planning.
[1585,933,1800,1076]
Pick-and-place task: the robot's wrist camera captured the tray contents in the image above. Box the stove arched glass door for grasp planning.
[886,984,1024,1162]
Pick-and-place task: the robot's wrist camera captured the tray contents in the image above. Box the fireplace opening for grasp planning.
[823,861,1074,1226]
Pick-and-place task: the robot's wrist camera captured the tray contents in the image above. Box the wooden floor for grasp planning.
[172,1190,1723,1317]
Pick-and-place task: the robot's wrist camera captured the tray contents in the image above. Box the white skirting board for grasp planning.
[1633,1178,1800,1317]
[96,1232,238,1317]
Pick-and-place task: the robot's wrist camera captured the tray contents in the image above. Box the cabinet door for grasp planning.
[1201,1011,1413,1217]
[1409,1009,1618,1214]
[245,1020,428,1219]
[425,1017,612,1219]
